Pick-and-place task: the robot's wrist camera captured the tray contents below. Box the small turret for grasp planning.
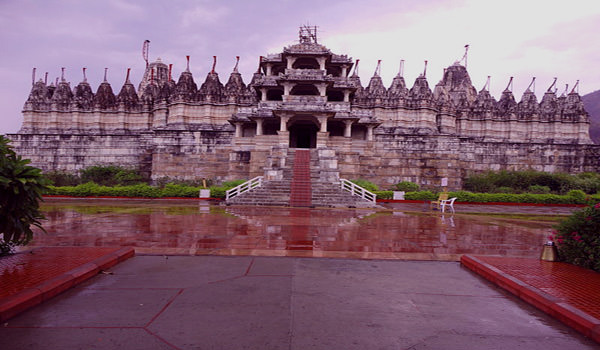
[540,78,558,120]
[117,68,140,108]
[74,68,94,110]
[51,68,73,110]
[409,74,433,102]
[497,77,517,117]
[225,56,247,103]
[94,68,117,109]
[174,56,198,101]
[517,78,539,119]
[198,56,224,103]
[25,78,50,110]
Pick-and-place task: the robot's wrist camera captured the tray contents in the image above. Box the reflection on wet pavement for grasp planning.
[30,200,555,261]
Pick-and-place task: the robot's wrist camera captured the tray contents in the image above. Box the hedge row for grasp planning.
[46,182,232,199]
[376,190,600,204]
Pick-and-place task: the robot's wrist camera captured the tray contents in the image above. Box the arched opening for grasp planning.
[327,120,345,137]
[271,64,285,76]
[326,89,344,102]
[326,66,342,77]
[289,120,318,148]
[292,57,320,69]
[290,84,319,96]
[266,89,283,101]
[351,125,367,140]
[263,119,279,135]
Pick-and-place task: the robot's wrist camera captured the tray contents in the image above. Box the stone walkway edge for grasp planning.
[461,255,600,343]
[0,247,134,322]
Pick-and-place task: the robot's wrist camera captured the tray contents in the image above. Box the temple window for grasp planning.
[292,57,320,70]
[290,84,319,96]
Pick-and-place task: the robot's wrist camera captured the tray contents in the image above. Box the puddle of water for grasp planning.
[31,200,553,261]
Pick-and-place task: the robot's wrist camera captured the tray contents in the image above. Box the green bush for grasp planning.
[494,186,514,194]
[1,136,47,255]
[463,170,597,194]
[44,170,80,186]
[552,203,600,272]
[80,165,145,186]
[373,191,393,199]
[350,179,378,192]
[394,181,419,192]
[527,185,551,194]
[404,191,437,201]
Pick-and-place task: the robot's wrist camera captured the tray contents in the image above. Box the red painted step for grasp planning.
[289,150,312,207]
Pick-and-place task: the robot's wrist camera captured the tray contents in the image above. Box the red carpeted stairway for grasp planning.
[289,149,312,207]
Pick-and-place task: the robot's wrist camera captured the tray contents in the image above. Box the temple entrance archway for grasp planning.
[289,119,318,148]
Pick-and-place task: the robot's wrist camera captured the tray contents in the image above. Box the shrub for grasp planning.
[527,185,551,194]
[494,186,514,193]
[394,181,419,192]
[462,170,598,194]
[404,191,437,201]
[0,136,47,255]
[80,165,145,186]
[567,189,586,202]
[44,170,80,186]
[373,191,393,199]
[350,179,378,192]
[552,204,600,272]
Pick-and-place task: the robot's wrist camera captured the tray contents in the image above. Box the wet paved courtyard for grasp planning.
[30,199,565,260]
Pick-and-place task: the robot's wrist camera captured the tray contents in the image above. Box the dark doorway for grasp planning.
[289,122,318,148]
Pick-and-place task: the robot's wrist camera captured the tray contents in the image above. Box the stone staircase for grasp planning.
[226,148,379,208]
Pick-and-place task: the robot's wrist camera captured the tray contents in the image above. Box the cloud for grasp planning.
[181,4,230,28]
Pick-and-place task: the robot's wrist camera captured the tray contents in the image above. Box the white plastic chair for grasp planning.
[440,197,457,213]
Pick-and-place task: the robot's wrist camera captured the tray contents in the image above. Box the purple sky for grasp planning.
[2,0,599,135]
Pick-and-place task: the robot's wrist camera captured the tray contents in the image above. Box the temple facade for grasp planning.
[9,27,599,190]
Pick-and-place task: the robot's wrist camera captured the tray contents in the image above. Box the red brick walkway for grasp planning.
[462,255,600,342]
[0,246,134,321]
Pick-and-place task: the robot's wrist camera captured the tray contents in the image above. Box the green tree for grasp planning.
[0,135,47,255]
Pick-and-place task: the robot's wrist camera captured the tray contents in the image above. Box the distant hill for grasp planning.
[583,90,600,144]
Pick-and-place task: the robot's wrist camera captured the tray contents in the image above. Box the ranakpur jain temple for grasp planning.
[9,27,599,193]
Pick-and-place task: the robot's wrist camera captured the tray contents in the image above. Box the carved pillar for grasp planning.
[366,125,374,141]
[260,88,267,101]
[317,57,326,71]
[343,90,350,102]
[344,120,353,137]
[234,122,243,137]
[317,84,326,97]
[341,65,348,77]
[279,115,290,132]
[318,115,328,133]
[256,119,263,136]
[266,63,272,76]
[286,57,297,69]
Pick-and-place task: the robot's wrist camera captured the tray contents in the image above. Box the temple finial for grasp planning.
[103,68,108,82]
[526,77,536,93]
[168,64,173,81]
[44,72,48,85]
[483,76,491,91]
[126,68,131,83]
[233,56,240,73]
[211,56,217,73]
[82,67,87,82]
[61,67,66,82]
[186,55,190,72]
[352,59,360,76]
[423,60,428,77]
[374,60,381,76]
[571,80,579,94]
[504,77,514,92]
[547,77,557,93]
[142,40,150,68]
[32,67,36,86]
[399,59,404,77]
[461,44,469,69]
[257,56,263,74]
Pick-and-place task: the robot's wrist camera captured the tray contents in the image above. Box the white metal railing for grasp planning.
[226,176,263,200]
[340,178,377,203]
